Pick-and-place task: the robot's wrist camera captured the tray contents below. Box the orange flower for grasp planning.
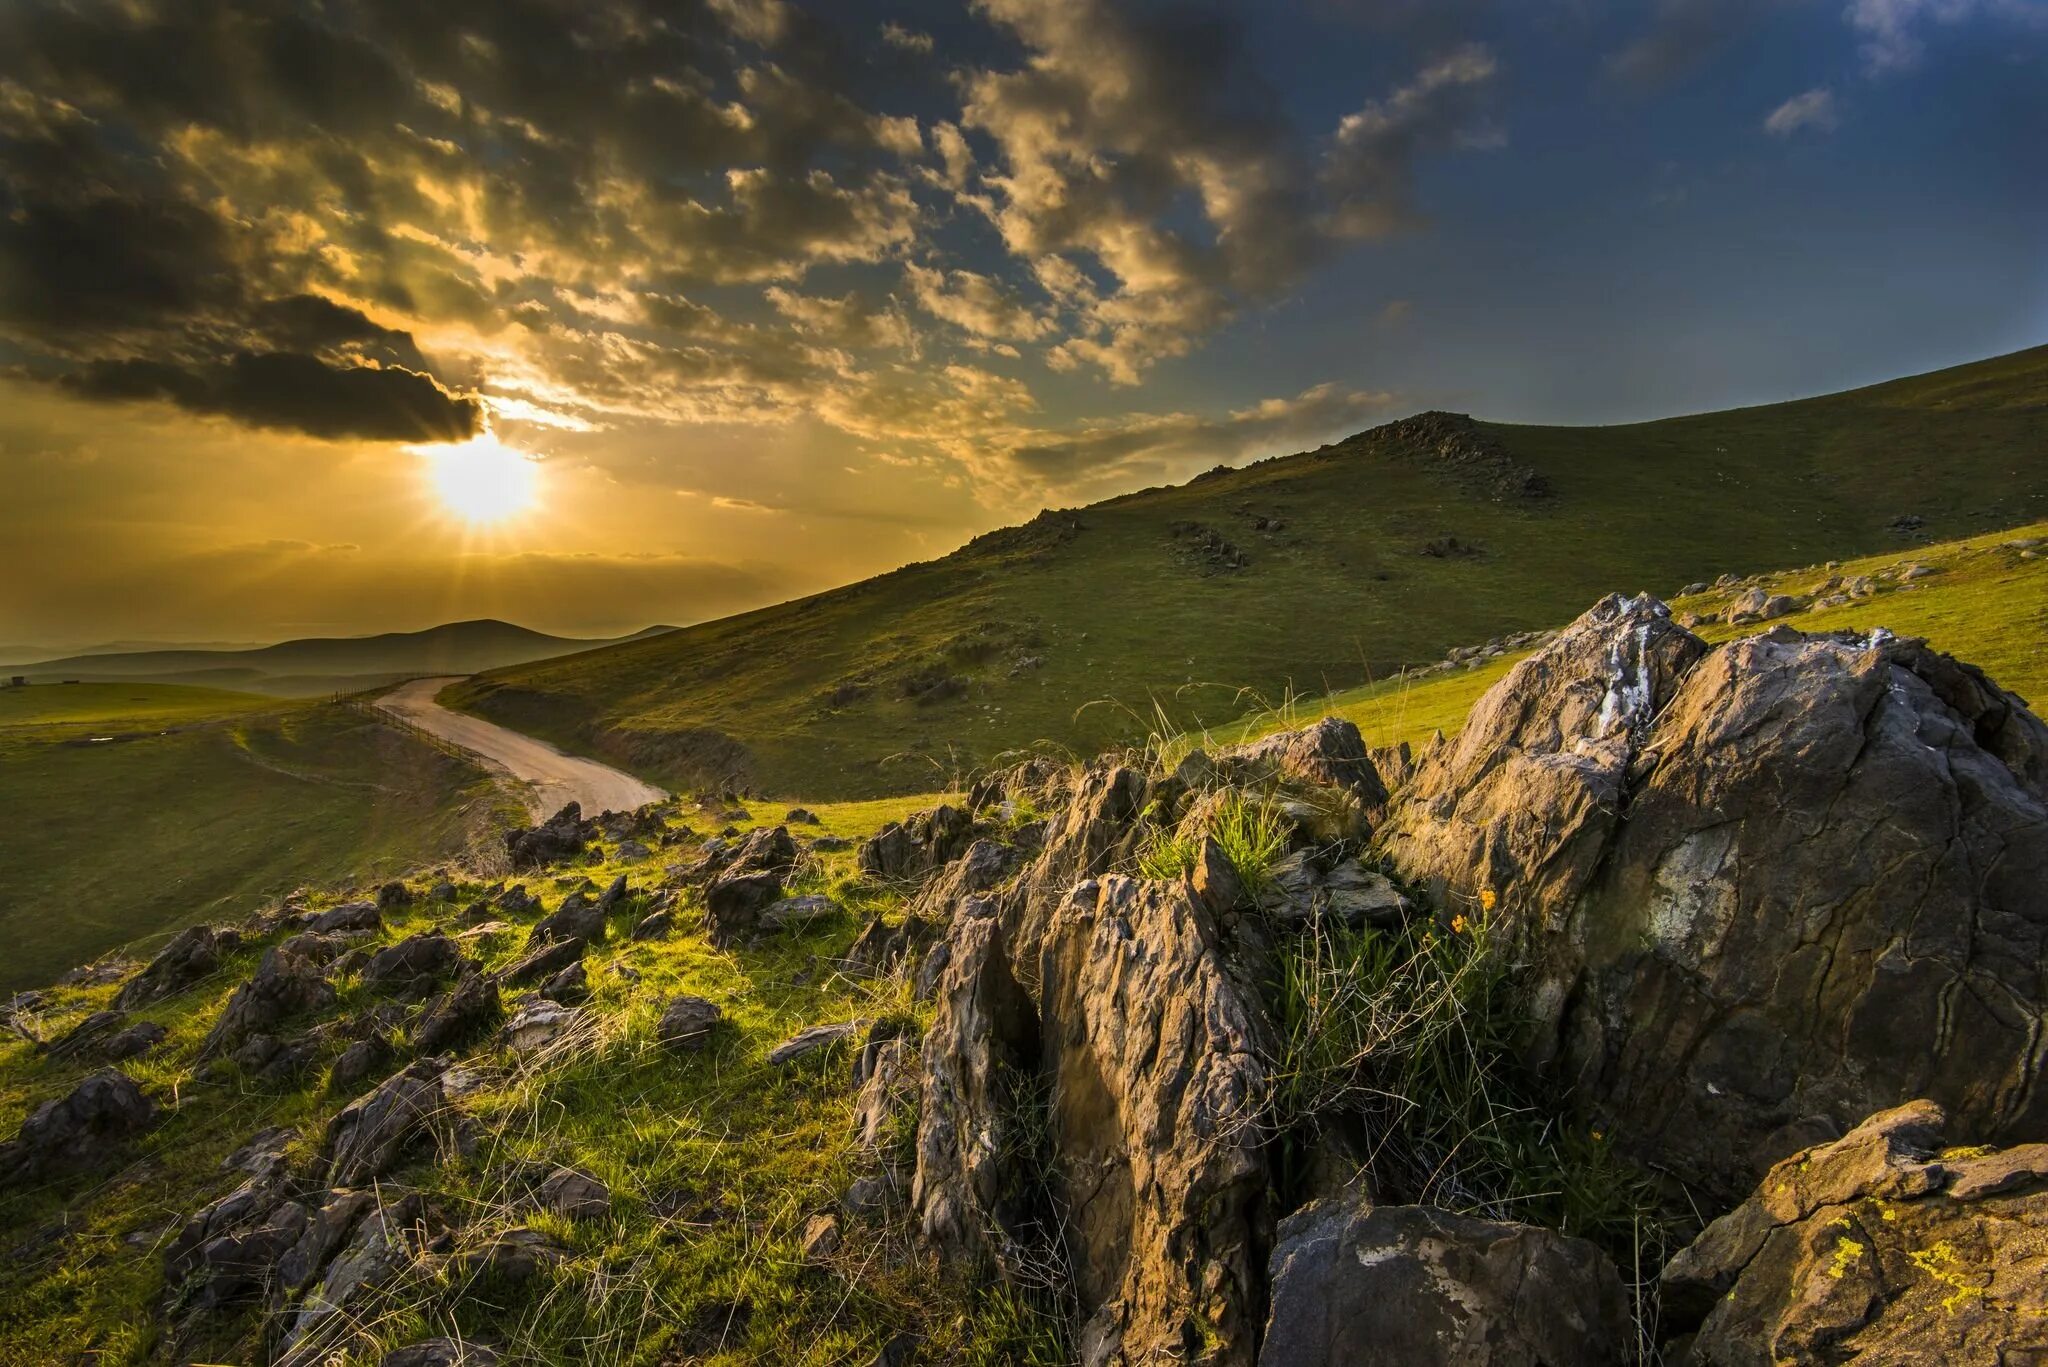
[1450,914,1469,935]
[1479,888,1499,913]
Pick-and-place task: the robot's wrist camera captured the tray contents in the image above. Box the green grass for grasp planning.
[446,345,2048,799]
[0,680,276,727]
[0,809,1054,1366]
[0,688,522,991]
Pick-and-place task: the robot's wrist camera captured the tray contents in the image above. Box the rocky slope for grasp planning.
[3,596,2045,1364]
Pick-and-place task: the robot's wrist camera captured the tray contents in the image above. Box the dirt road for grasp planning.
[374,676,666,820]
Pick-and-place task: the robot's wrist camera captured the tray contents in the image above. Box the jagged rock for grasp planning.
[757,894,841,935]
[496,884,542,916]
[657,995,723,1052]
[845,912,937,978]
[502,1000,582,1056]
[504,801,595,870]
[274,1191,444,1366]
[595,872,630,909]
[535,1166,611,1221]
[115,924,242,1008]
[0,1070,155,1185]
[1320,859,1408,927]
[802,1212,841,1260]
[1664,1100,2048,1364]
[768,1021,862,1066]
[1380,599,2048,1200]
[912,911,1042,1273]
[453,1226,564,1287]
[311,900,383,934]
[330,1033,395,1094]
[45,1009,127,1063]
[529,892,607,947]
[59,955,136,987]
[414,972,503,1054]
[500,934,587,987]
[362,932,463,997]
[382,1340,500,1367]
[101,1019,168,1062]
[235,1032,321,1084]
[1003,763,1151,983]
[858,805,974,879]
[631,909,674,941]
[1220,715,1390,817]
[704,871,787,946]
[539,960,590,1004]
[222,1124,297,1177]
[1040,874,1276,1367]
[906,838,1019,924]
[200,936,340,1059]
[1261,1198,1629,1367]
[853,1034,916,1155]
[322,1059,455,1186]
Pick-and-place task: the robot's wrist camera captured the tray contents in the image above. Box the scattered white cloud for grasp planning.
[1764,87,1841,135]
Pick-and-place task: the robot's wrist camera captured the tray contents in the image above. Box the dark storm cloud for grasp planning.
[63,353,483,443]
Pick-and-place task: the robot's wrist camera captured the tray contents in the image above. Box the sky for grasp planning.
[2,0,2044,650]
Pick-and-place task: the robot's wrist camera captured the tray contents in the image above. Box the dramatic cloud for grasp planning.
[1765,87,1841,135]
[956,0,1502,382]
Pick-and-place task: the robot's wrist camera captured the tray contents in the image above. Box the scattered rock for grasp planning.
[539,960,590,1005]
[630,909,674,941]
[535,1166,611,1222]
[310,900,382,934]
[757,894,841,935]
[0,1070,156,1185]
[1262,1198,1629,1367]
[502,1000,583,1056]
[768,1021,862,1066]
[322,1059,455,1186]
[381,1340,500,1367]
[1219,715,1390,817]
[785,807,821,825]
[200,936,341,1059]
[529,891,608,947]
[657,995,724,1052]
[453,1226,564,1288]
[115,924,242,1009]
[1664,1099,2048,1363]
[414,972,503,1054]
[362,932,463,997]
[858,805,975,880]
[376,881,414,911]
[274,1191,445,1364]
[801,1212,841,1260]
[504,802,596,870]
[330,1033,396,1094]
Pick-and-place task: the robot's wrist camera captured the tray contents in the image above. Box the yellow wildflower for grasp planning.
[1451,914,1469,935]
[1479,888,1498,913]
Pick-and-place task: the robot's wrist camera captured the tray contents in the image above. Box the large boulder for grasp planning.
[1663,1100,2048,1364]
[1038,873,1276,1367]
[1261,1198,1629,1367]
[115,924,242,1008]
[200,937,339,1059]
[1001,763,1151,985]
[1379,599,2048,1199]
[0,1070,156,1185]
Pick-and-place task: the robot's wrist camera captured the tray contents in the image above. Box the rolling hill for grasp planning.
[444,344,2048,799]
[3,620,677,698]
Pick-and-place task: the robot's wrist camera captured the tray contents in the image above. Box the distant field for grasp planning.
[0,681,276,728]
[450,345,2048,799]
[0,684,521,991]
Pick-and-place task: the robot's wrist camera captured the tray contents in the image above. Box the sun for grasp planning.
[419,432,539,524]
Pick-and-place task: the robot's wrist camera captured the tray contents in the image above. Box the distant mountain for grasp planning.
[4,620,678,697]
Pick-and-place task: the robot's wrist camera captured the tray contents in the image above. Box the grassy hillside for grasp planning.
[4,620,677,698]
[0,684,522,990]
[447,345,2048,799]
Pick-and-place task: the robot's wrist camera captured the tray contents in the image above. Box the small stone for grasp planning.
[657,995,723,1052]
[801,1212,841,1260]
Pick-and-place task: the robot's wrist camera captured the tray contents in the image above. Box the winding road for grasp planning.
[374,676,666,820]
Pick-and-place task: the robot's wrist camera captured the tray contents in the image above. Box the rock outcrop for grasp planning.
[1262,1197,1629,1367]
[1663,1100,2048,1364]
[323,1059,457,1186]
[1039,874,1276,1367]
[0,1070,156,1185]
[1379,597,2048,1199]
[200,936,340,1059]
[504,802,597,870]
[116,924,242,1008]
